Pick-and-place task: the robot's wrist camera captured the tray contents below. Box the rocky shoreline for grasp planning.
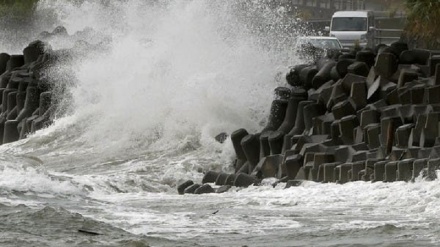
[180,41,440,194]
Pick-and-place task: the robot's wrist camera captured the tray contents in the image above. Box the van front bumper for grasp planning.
[340,41,368,49]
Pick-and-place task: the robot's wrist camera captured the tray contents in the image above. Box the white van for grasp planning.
[325,11,375,49]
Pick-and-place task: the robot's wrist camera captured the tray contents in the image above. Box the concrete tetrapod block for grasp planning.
[233,159,246,174]
[397,104,414,123]
[23,40,49,65]
[281,133,294,153]
[374,53,398,79]
[6,91,17,116]
[410,85,426,104]
[350,81,367,110]
[334,146,356,163]
[241,134,261,173]
[400,49,431,65]
[177,180,194,195]
[261,99,288,133]
[353,126,364,145]
[215,173,230,186]
[429,55,440,77]
[202,171,221,184]
[425,85,440,104]
[6,55,24,71]
[309,153,335,182]
[274,87,291,100]
[427,158,440,181]
[268,131,284,155]
[2,89,16,114]
[341,73,367,94]
[339,115,359,145]
[390,41,408,57]
[332,99,356,120]
[327,82,347,110]
[286,64,309,87]
[395,124,414,148]
[303,103,326,133]
[330,120,341,143]
[277,88,308,134]
[347,61,370,77]
[231,128,249,161]
[388,147,407,161]
[287,101,314,136]
[397,159,415,182]
[386,88,400,105]
[216,185,231,194]
[297,153,314,180]
[336,59,355,79]
[318,113,335,135]
[336,163,353,184]
[435,63,440,86]
[225,174,236,186]
[322,162,342,183]
[356,50,376,68]
[330,65,341,81]
[252,154,283,179]
[3,120,19,144]
[318,85,334,108]
[420,112,439,148]
[412,159,428,180]
[384,161,398,182]
[234,173,259,187]
[17,86,39,123]
[349,161,364,181]
[259,131,271,159]
[236,161,250,175]
[285,180,303,188]
[380,80,398,100]
[360,109,380,129]
[371,160,387,182]
[0,53,10,75]
[312,60,336,89]
[380,117,403,155]
[360,159,380,181]
[410,114,427,147]
[183,184,201,194]
[194,184,215,194]
[283,154,303,180]
[397,69,419,88]
[299,65,319,89]
[418,148,432,159]
[398,88,412,105]
[381,104,401,119]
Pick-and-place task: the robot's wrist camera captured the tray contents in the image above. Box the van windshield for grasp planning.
[331,17,367,31]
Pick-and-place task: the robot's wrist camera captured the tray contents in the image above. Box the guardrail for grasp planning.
[374,28,403,45]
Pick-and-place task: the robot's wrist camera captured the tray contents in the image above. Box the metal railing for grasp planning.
[374,28,403,45]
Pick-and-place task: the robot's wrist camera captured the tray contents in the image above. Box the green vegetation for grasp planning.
[404,0,440,48]
[0,0,40,18]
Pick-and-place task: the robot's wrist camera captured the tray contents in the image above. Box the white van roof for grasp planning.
[332,11,369,18]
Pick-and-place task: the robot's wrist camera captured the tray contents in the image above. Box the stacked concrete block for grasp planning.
[180,42,440,195]
[0,40,59,145]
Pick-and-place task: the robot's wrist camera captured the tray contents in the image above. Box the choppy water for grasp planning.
[1,1,440,246]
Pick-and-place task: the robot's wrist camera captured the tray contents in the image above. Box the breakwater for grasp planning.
[0,26,103,146]
[180,41,440,194]
[0,40,54,144]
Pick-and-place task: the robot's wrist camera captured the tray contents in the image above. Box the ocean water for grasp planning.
[1,1,440,246]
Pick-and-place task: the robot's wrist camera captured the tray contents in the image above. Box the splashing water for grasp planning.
[13,0,305,172]
[3,1,438,247]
